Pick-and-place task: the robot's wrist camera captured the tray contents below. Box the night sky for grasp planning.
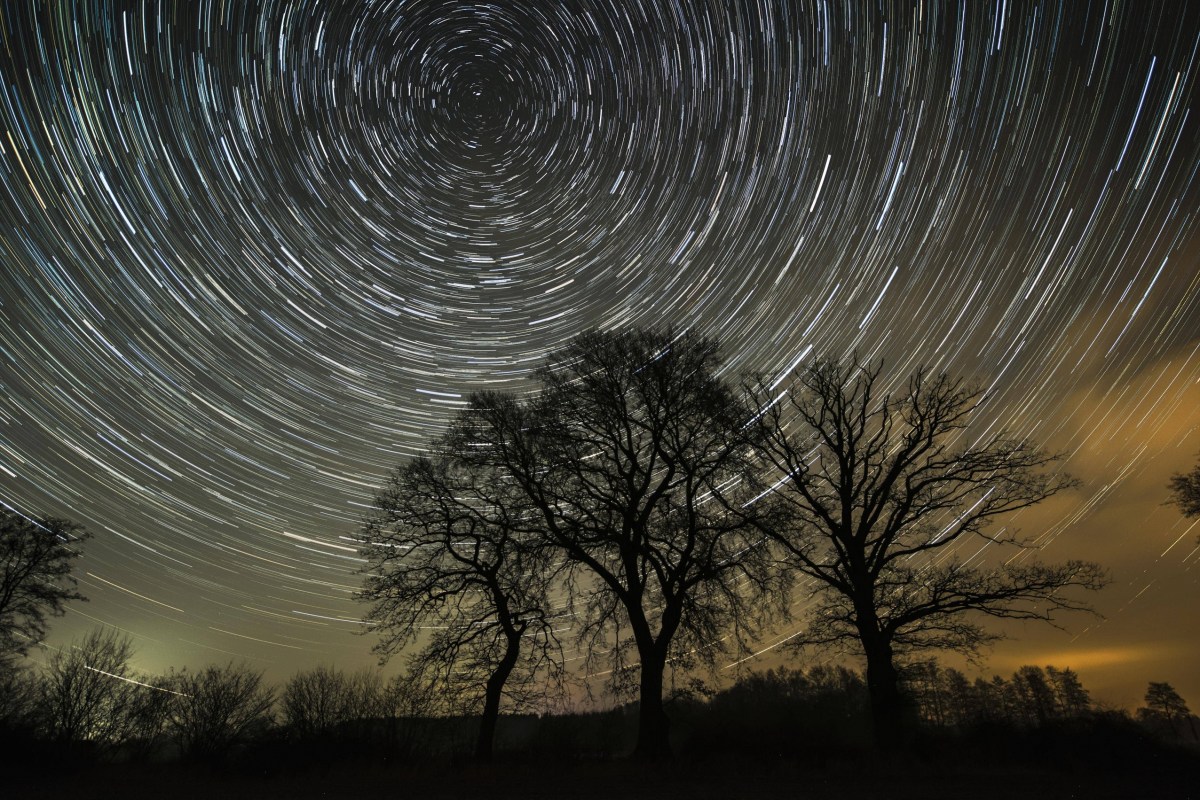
[1,1,1198,709]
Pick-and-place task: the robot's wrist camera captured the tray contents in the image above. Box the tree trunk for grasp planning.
[863,635,906,751]
[632,647,672,760]
[475,632,521,762]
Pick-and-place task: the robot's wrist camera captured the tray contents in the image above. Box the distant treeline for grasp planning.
[1,628,1196,770]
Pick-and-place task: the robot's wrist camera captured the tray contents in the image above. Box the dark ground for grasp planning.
[9,755,1196,800]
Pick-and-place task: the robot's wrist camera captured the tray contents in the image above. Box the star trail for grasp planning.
[1,1,1198,706]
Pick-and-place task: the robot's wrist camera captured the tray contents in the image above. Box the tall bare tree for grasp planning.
[459,328,781,758]
[0,511,89,657]
[750,357,1106,748]
[358,443,564,762]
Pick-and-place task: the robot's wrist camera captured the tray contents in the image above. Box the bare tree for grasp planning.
[120,672,179,760]
[750,357,1106,748]
[0,511,89,657]
[376,671,441,758]
[358,444,564,761]
[166,662,275,761]
[36,628,138,749]
[460,328,781,758]
[283,664,351,740]
[281,664,384,741]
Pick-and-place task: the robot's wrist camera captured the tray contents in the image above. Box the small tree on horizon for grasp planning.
[281,665,386,742]
[166,662,275,762]
[1139,681,1197,740]
[36,628,139,749]
[749,357,1107,749]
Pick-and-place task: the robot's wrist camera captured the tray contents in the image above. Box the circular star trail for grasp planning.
[1,1,1198,701]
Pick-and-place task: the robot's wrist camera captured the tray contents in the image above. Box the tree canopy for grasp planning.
[418,328,782,758]
[357,336,1111,759]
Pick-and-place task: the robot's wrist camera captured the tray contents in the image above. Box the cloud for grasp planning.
[991,644,1178,673]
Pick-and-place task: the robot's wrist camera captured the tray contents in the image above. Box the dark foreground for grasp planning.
[11,753,1196,800]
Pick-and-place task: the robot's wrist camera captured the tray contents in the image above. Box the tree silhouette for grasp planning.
[1139,681,1197,740]
[1045,665,1091,717]
[358,443,564,761]
[0,657,38,734]
[900,660,1092,729]
[166,662,275,762]
[1167,459,1200,517]
[459,328,780,758]
[750,357,1106,748]
[36,628,140,749]
[1010,665,1060,725]
[281,665,385,742]
[0,511,90,657]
